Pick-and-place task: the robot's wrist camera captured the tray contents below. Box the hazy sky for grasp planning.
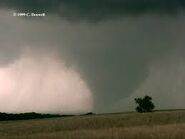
[0,0,185,113]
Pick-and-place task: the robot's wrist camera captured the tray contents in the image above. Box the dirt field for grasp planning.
[1,110,185,139]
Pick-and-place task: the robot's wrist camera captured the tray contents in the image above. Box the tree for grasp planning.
[135,95,155,113]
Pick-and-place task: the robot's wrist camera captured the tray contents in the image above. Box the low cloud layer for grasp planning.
[0,0,185,21]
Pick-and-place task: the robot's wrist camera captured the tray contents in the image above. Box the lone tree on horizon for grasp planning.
[135,95,155,113]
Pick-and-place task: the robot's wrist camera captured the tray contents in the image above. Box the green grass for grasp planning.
[1,110,185,139]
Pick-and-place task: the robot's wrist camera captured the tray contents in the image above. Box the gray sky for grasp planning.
[0,0,185,113]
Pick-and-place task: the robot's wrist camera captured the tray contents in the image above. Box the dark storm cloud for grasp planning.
[1,1,185,113]
[0,0,185,21]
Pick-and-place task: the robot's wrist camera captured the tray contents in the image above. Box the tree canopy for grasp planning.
[135,95,155,113]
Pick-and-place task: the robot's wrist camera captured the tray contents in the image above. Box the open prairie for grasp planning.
[0,110,185,139]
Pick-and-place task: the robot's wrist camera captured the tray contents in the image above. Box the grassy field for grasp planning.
[0,110,185,139]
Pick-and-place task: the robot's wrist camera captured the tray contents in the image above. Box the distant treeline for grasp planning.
[0,112,63,121]
[0,112,94,121]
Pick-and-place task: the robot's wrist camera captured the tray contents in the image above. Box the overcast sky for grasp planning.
[0,0,185,113]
